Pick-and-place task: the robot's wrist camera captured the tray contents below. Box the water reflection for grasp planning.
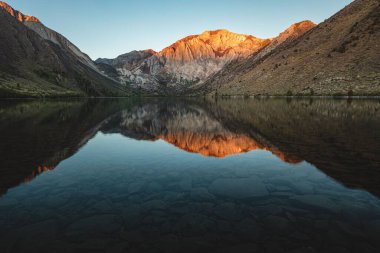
[0,98,380,252]
[0,99,135,195]
[101,100,303,161]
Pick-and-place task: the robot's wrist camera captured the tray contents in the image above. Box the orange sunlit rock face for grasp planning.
[0,1,40,22]
[159,29,271,62]
[160,132,261,158]
[157,131,302,163]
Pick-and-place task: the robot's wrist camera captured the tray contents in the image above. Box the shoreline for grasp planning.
[0,95,380,100]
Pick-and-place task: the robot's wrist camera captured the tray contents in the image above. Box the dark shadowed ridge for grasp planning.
[0,1,129,98]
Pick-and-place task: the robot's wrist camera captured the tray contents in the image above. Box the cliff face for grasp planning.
[159,30,268,62]
[158,30,271,92]
[206,0,380,96]
[0,1,128,97]
[96,24,313,95]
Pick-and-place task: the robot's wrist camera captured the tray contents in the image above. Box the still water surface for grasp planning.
[0,98,380,252]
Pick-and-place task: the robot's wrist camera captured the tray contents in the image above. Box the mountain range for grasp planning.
[0,0,379,97]
[96,22,316,94]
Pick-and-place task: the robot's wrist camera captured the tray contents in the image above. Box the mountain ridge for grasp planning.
[1,0,378,97]
[96,22,315,95]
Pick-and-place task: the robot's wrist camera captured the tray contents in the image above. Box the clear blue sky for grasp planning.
[6,0,352,60]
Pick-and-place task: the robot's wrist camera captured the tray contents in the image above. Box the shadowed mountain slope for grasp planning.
[0,2,129,97]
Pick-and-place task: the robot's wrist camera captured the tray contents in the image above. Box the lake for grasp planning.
[0,98,380,253]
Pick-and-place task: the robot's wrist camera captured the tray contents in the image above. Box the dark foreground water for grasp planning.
[0,98,380,253]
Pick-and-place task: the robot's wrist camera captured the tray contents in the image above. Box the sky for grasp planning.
[6,0,353,60]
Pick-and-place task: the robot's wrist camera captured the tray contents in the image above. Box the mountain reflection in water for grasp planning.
[101,101,303,162]
[0,98,380,252]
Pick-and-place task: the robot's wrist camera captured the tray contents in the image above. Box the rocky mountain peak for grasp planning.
[0,1,40,23]
[159,29,268,62]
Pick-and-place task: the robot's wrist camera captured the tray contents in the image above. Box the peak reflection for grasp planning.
[102,101,300,160]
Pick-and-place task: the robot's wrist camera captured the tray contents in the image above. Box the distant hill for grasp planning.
[205,0,380,96]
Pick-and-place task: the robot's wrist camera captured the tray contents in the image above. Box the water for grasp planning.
[0,98,380,253]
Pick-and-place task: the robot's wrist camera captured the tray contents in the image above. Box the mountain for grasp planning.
[206,0,380,96]
[96,24,314,95]
[0,1,129,97]
[96,30,271,94]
